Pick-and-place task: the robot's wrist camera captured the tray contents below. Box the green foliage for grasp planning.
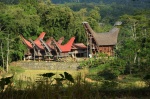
[118,11,150,75]
[0,75,13,92]
[80,53,108,68]
[89,6,101,22]
[143,74,150,87]
[19,0,38,6]
[64,72,74,83]
[92,58,126,80]
[80,54,123,80]
[0,0,150,78]
[97,68,119,80]
[0,70,149,98]
[109,58,126,75]
[38,72,74,86]
[101,80,118,89]
[0,67,4,72]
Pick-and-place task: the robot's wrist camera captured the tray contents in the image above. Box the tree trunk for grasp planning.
[134,52,137,64]
[0,42,5,71]
[6,34,10,72]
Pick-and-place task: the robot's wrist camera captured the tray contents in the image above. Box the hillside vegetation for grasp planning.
[0,0,150,98]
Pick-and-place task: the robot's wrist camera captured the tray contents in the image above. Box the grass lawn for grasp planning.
[15,68,89,82]
[1,66,150,98]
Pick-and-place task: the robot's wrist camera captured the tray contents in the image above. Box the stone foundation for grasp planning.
[11,61,79,70]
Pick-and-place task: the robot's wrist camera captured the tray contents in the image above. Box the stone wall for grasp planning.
[11,61,79,70]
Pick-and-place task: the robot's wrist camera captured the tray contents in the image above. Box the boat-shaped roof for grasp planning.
[53,37,75,53]
[82,22,120,46]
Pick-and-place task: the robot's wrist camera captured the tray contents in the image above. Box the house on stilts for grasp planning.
[20,21,120,60]
[82,22,120,56]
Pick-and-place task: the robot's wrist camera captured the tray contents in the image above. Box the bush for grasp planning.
[97,68,120,80]
[101,80,119,89]
[79,55,109,69]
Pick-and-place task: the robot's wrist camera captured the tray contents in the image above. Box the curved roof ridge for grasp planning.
[20,35,33,49]
[53,37,75,52]
[82,22,120,46]
[57,37,64,44]
[97,27,119,34]
[34,32,46,50]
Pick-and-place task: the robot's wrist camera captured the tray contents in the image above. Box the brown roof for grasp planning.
[82,22,120,46]
[72,43,87,49]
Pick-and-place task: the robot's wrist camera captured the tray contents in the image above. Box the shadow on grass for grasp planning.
[0,76,150,99]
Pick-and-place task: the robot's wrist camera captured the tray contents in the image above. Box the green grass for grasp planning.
[88,63,110,75]
[1,65,150,98]
[15,68,88,81]
[8,65,25,74]
[0,74,150,99]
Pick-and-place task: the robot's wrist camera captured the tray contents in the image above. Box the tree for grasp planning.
[117,11,150,75]
[89,7,101,22]
[0,3,14,72]
[0,2,41,72]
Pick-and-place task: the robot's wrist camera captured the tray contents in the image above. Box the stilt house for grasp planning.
[82,22,120,56]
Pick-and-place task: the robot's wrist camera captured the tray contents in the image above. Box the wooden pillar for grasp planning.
[89,36,92,56]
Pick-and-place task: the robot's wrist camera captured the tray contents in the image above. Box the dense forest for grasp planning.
[0,0,150,5]
[0,0,150,74]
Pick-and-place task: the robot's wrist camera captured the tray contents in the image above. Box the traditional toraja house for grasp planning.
[52,37,75,57]
[20,33,87,60]
[20,32,46,60]
[82,22,120,56]
[20,21,120,60]
[71,43,87,57]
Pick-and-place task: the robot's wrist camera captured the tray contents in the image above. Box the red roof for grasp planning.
[34,32,46,50]
[46,37,65,50]
[35,32,46,41]
[20,35,33,49]
[54,37,75,52]
[57,37,64,44]
[20,32,46,50]
[46,37,54,49]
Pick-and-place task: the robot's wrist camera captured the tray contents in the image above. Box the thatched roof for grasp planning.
[82,22,120,46]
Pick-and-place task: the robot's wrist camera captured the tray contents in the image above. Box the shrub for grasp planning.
[101,80,119,89]
[97,68,120,80]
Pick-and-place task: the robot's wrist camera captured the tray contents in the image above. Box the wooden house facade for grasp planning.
[82,22,120,56]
